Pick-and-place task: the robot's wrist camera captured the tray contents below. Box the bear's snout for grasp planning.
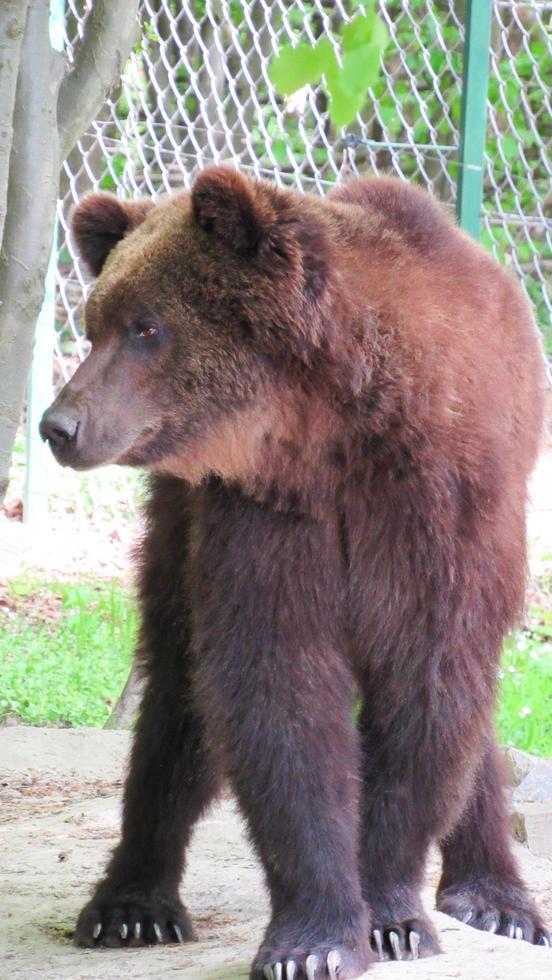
[39,402,83,467]
[39,405,80,453]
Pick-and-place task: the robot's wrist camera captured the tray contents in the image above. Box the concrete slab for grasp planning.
[1,727,551,979]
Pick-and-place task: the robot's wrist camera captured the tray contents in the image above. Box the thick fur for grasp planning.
[58,169,548,974]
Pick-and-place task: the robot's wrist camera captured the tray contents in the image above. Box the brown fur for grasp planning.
[40,168,549,975]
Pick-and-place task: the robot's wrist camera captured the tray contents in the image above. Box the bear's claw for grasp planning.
[460,908,550,945]
[306,955,318,980]
[372,928,383,959]
[90,915,182,945]
[410,930,420,958]
[370,918,436,961]
[327,949,341,978]
[388,931,401,960]
[262,950,341,980]
[75,888,194,948]
[437,879,550,946]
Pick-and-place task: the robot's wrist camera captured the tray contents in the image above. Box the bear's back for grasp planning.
[326,176,545,482]
[329,175,455,257]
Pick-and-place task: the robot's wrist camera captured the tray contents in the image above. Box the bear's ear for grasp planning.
[71,193,154,276]
[191,166,283,258]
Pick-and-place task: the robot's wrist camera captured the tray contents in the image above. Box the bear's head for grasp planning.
[40,167,363,490]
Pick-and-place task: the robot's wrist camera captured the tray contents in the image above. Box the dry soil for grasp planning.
[0,727,551,980]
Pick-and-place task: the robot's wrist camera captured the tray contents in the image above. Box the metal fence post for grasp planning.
[24,0,65,525]
[456,0,493,239]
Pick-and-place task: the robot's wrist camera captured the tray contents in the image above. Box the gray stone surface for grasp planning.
[1,727,551,979]
[513,760,552,803]
[504,747,541,788]
[512,802,552,860]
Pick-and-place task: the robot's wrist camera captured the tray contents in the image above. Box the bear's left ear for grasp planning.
[71,193,155,276]
[191,166,287,259]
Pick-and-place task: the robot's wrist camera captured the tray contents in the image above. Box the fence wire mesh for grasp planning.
[33,0,552,527]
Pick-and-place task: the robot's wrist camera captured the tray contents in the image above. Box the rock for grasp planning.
[506,752,552,860]
[512,808,528,844]
[513,760,552,803]
[504,746,540,787]
[512,802,552,859]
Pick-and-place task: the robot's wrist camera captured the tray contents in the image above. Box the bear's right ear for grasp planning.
[191,166,282,258]
[71,193,154,276]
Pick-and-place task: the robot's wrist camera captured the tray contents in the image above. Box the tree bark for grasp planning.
[0,0,63,504]
[0,0,141,505]
[57,0,140,160]
[0,1,30,251]
[104,663,143,729]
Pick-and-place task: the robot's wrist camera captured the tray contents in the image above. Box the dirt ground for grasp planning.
[0,727,551,980]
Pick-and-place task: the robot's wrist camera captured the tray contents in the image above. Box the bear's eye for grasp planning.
[133,322,159,339]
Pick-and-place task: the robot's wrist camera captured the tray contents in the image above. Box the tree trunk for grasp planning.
[0,0,141,506]
[0,0,63,504]
[104,663,143,729]
[0,0,29,249]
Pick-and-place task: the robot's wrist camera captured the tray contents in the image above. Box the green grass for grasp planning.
[497,614,552,757]
[0,580,136,727]
[0,578,551,755]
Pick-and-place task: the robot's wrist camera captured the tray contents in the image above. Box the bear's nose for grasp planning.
[39,408,80,448]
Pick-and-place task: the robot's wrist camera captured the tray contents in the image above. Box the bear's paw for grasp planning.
[73,885,195,948]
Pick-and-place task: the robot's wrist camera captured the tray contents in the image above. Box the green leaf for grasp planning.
[339,43,386,95]
[269,7,389,129]
[501,134,519,161]
[341,10,389,55]
[342,12,376,52]
[314,36,339,78]
[272,138,289,163]
[327,75,367,129]
[269,37,337,96]
[336,12,389,101]
[378,101,397,127]
[9,579,36,597]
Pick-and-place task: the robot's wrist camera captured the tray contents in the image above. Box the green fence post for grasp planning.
[24,0,65,525]
[456,0,493,239]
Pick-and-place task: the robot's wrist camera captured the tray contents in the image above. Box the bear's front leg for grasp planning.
[74,476,220,948]
[191,483,374,979]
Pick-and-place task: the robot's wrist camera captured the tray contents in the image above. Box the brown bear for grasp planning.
[40,167,550,978]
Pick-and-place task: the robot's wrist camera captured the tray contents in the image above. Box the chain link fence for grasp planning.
[20,0,552,527]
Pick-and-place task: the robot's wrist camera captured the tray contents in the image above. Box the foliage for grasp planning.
[270,3,390,128]
[1,577,551,756]
[497,612,552,757]
[0,580,136,727]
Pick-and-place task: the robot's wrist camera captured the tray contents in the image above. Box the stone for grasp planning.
[513,760,552,803]
[512,802,552,860]
[504,746,540,787]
